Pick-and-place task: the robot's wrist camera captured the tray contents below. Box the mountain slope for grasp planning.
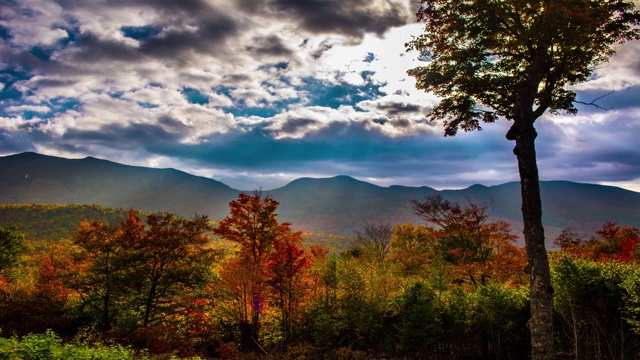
[0,152,240,219]
[1,152,639,245]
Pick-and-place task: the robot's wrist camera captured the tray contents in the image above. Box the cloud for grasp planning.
[571,40,640,91]
[538,107,640,184]
[264,0,413,38]
[0,0,638,193]
[245,35,293,58]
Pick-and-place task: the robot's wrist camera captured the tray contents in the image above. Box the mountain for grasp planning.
[1,152,639,246]
[0,152,239,219]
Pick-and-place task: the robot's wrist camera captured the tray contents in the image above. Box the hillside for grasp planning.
[0,152,239,219]
[0,204,353,253]
[0,204,143,243]
[1,152,639,246]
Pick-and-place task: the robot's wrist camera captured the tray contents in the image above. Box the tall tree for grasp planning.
[72,219,130,328]
[214,192,293,350]
[266,230,311,341]
[406,1,640,358]
[132,213,214,328]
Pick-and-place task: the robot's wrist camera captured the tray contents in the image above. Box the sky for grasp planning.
[1,0,639,192]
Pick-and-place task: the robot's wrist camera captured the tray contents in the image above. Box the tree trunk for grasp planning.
[143,279,157,327]
[509,121,554,360]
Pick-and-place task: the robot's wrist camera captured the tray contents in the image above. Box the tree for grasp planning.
[71,218,132,328]
[214,192,293,350]
[407,2,640,358]
[590,222,640,261]
[554,228,585,250]
[70,210,214,332]
[390,223,437,276]
[0,226,26,271]
[412,196,519,285]
[266,230,311,341]
[131,213,214,328]
[353,223,394,259]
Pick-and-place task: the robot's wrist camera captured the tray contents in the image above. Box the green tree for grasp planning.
[0,226,26,271]
[396,281,439,354]
[130,213,214,328]
[71,219,132,328]
[553,257,637,359]
[70,210,214,333]
[407,2,640,358]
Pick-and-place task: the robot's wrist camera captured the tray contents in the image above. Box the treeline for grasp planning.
[0,204,351,254]
[0,193,639,359]
[0,204,144,243]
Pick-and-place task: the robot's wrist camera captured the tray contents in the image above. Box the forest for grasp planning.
[0,192,639,359]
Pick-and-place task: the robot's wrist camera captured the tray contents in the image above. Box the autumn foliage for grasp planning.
[0,195,639,359]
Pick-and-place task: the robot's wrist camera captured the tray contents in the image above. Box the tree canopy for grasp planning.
[407,0,640,136]
[0,226,26,271]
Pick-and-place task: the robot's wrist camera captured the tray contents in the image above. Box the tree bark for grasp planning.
[509,120,554,360]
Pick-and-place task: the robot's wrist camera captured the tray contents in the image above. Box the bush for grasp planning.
[0,329,148,360]
[552,257,638,359]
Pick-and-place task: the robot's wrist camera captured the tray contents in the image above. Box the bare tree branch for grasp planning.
[574,90,615,110]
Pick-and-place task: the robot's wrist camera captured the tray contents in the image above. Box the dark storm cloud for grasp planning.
[187,128,399,168]
[0,131,36,154]
[52,0,241,61]
[28,78,77,89]
[309,40,333,59]
[139,16,239,59]
[62,120,188,151]
[389,118,412,128]
[72,32,142,62]
[374,102,422,116]
[55,0,212,14]
[275,118,321,135]
[245,35,293,57]
[150,121,518,190]
[534,111,640,183]
[243,0,412,38]
[221,74,252,85]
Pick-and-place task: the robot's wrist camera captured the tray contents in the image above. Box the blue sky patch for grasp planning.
[297,74,384,109]
[108,91,124,99]
[30,46,54,61]
[182,87,209,105]
[258,62,289,72]
[0,26,11,40]
[121,25,162,41]
[48,97,82,113]
[138,102,159,109]
[212,85,234,98]
[364,52,375,63]
[0,68,31,102]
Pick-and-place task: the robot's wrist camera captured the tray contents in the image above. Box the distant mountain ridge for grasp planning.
[1,152,639,245]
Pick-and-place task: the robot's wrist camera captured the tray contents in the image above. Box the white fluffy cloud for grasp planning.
[0,0,639,192]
